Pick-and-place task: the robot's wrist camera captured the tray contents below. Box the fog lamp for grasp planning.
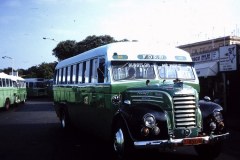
[218,121,225,130]
[141,127,150,136]
[210,122,216,131]
[153,126,160,135]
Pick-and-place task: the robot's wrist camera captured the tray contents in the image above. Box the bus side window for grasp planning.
[0,78,2,87]
[97,58,105,83]
[75,63,79,84]
[72,64,76,84]
[69,65,73,84]
[91,59,98,83]
[3,78,6,87]
[60,68,64,84]
[78,63,83,83]
[62,67,66,84]
[67,66,71,84]
[82,62,86,83]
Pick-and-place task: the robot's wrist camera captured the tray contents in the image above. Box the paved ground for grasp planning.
[0,99,239,160]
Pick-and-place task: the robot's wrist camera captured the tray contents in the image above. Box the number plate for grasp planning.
[183,138,203,145]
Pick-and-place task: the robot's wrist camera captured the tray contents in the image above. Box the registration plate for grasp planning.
[183,138,203,145]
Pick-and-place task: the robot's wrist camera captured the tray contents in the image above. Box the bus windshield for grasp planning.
[157,63,195,80]
[112,62,155,81]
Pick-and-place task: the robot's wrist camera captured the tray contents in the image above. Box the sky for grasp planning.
[0,0,240,70]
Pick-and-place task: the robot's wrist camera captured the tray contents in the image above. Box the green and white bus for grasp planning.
[0,72,26,110]
[25,78,48,98]
[10,75,27,103]
[53,42,229,159]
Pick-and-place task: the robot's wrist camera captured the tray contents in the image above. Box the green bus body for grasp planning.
[25,78,48,98]
[53,42,229,158]
[0,72,27,110]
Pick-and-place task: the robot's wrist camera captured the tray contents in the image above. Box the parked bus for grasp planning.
[10,75,27,104]
[25,78,48,98]
[53,42,229,159]
[0,72,26,110]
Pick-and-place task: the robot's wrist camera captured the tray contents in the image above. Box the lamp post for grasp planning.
[2,56,14,75]
[43,37,58,42]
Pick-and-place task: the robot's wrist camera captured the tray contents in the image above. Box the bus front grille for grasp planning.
[173,95,196,128]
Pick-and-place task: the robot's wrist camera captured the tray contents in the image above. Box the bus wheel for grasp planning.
[4,99,10,111]
[194,142,222,159]
[60,109,70,130]
[112,121,134,159]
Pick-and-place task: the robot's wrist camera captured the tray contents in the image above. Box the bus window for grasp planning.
[89,59,93,83]
[62,67,66,84]
[112,62,155,81]
[72,64,76,84]
[90,59,98,83]
[97,58,105,83]
[0,78,2,87]
[82,61,86,83]
[85,61,90,83]
[75,64,79,84]
[67,66,71,84]
[78,63,83,83]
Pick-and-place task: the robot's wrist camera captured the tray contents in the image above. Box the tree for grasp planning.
[52,40,77,61]
[36,62,57,79]
[20,62,57,79]
[52,35,124,61]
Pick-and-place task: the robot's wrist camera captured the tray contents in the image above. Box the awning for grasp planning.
[194,61,218,77]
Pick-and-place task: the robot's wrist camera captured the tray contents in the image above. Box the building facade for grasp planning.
[178,36,240,115]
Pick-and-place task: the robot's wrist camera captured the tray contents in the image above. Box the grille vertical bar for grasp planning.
[173,95,196,128]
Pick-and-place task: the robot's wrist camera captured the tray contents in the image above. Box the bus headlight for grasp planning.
[143,113,156,128]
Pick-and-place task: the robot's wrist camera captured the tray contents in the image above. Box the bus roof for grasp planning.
[24,78,45,82]
[56,42,192,69]
[0,72,11,79]
[0,72,25,81]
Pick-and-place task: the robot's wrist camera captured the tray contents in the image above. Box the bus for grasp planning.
[53,42,229,159]
[10,75,27,103]
[0,72,26,110]
[25,78,48,98]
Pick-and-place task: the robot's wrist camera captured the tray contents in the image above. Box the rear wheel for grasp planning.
[194,142,222,159]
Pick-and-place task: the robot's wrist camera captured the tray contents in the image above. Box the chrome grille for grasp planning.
[173,95,196,128]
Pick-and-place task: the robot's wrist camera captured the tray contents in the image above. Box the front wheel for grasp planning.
[194,142,222,159]
[112,121,134,159]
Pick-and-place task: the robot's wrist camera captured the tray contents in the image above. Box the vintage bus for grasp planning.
[25,78,48,98]
[53,42,229,159]
[10,75,27,103]
[0,72,26,110]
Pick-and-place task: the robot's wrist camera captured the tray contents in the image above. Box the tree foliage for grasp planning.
[52,40,77,61]
[52,35,128,61]
[0,35,129,79]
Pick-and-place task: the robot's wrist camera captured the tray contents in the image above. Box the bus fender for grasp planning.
[199,100,223,119]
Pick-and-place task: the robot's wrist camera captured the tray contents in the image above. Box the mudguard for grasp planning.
[199,100,223,119]
[115,103,169,141]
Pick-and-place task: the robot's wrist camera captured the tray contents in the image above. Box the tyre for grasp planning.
[112,120,134,160]
[60,109,71,130]
[4,99,10,111]
[194,142,222,159]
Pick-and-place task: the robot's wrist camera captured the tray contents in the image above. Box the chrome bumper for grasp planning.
[134,132,230,149]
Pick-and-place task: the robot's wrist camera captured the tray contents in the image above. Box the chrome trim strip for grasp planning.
[134,132,229,149]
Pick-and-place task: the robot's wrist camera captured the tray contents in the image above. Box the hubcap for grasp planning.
[113,128,124,154]
[61,114,66,128]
